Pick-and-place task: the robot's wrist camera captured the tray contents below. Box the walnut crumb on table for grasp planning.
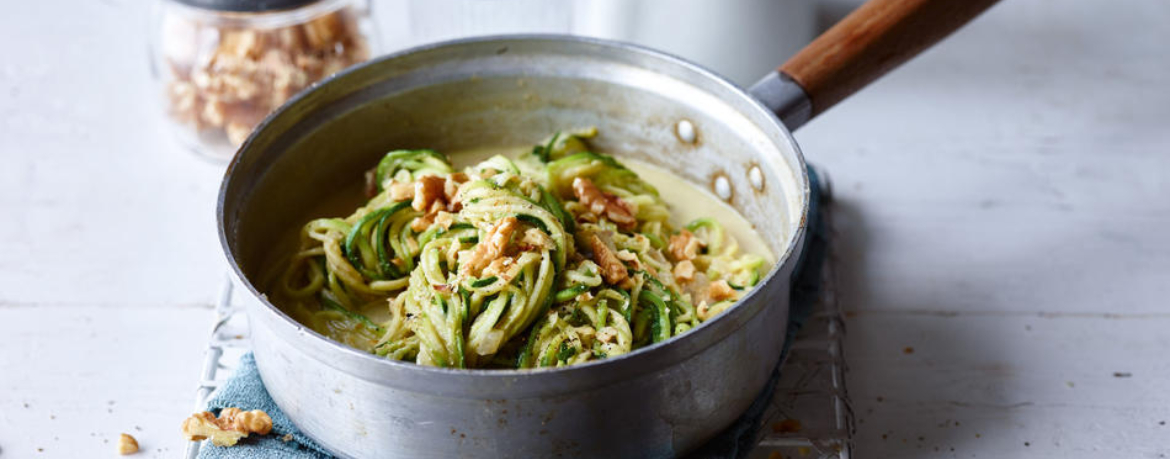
[182,408,273,447]
[117,433,139,455]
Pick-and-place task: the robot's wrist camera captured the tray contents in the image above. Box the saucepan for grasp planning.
[218,0,999,457]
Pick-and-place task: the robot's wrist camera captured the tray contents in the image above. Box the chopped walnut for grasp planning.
[433,211,455,230]
[596,327,617,343]
[388,181,414,201]
[218,29,264,59]
[519,227,553,251]
[573,206,599,224]
[399,174,461,232]
[572,177,637,231]
[302,13,344,50]
[460,216,518,276]
[182,408,273,447]
[162,7,369,147]
[225,122,254,146]
[668,229,705,261]
[615,249,642,271]
[583,231,628,285]
[673,259,696,283]
[444,173,469,202]
[412,175,446,212]
[483,256,526,283]
[708,280,735,302]
[118,433,139,455]
[409,214,432,232]
[167,81,199,126]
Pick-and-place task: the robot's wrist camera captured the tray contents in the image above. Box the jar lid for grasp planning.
[174,0,321,13]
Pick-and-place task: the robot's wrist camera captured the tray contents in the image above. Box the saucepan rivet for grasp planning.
[675,119,696,144]
[714,175,732,201]
[748,166,764,191]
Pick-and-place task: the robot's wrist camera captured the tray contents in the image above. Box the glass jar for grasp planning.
[150,0,376,161]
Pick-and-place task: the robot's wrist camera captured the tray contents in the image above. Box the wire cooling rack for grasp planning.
[750,217,855,459]
[185,196,853,459]
[184,277,251,459]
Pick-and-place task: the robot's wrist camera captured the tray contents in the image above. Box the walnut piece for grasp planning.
[572,177,637,231]
[117,433,139,455]
[483,256,525,283]
[412,175,446,212]
[407,175,461,232]
[182,408,273,447]
[433,211,455,230]
[444,173,469,202]
[460,216,518,276]
[583,231,628,285]
[388,181,414,201]
[673,259,696,283]
[519,227,553,251]
[614,249,641,271]
[708,280,735,302]
[668,229,704,261]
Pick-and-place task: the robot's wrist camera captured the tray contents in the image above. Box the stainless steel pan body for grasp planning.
[220,36,808,458]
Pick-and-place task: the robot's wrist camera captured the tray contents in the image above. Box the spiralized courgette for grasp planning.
[272,129,767,369]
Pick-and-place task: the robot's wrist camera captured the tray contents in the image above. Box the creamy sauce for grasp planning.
[264,146,777,324]
[450,147,776,266]
[624,159,775,265]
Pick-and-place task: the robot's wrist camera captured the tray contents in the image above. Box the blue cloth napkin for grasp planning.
[199,167,829,459]
[201,353,333,459]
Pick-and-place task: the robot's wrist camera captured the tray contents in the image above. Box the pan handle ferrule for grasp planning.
[749,71,812,131]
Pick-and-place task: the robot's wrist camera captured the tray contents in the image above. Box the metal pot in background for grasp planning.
[375,0,815,86]
[218,1,1000,457]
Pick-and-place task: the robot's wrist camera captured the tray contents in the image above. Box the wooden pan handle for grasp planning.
[779,0,1001,118]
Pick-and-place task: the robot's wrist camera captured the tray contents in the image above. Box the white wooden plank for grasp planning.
[0,1,226,307]
[801,0,1170,315]
[0,306,211,458]
[845,312,1170,457]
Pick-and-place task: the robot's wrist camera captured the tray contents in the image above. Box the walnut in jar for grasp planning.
[153,1,374,158]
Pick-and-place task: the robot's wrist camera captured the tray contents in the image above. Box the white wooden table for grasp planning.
[1,1,1167,458]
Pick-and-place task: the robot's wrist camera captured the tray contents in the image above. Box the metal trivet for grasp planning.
[749,212,855,459]
[184,277,251,459]
[185,211,853,459]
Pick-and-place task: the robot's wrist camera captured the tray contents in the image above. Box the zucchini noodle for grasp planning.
[270,130,768,369]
